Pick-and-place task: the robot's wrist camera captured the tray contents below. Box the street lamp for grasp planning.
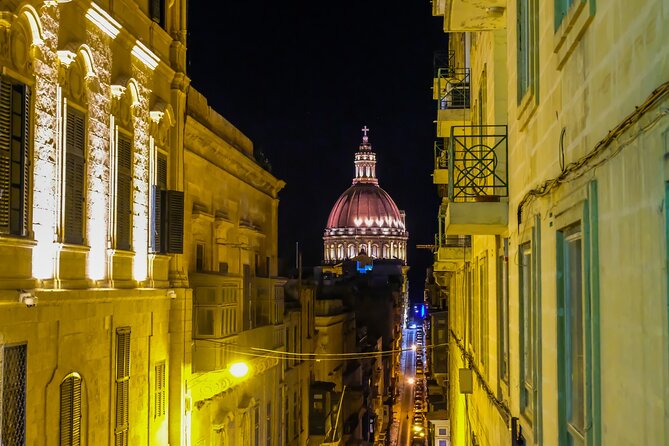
[407,377,415,385]
[229,361,249,378]
[411,344,417,351]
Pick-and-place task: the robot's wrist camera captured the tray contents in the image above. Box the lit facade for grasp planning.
[0,0,189,445]
[183,89,287,445]
[431,1,669,445]
[323,128,408,263]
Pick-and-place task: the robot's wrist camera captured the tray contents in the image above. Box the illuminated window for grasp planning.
[371,244,378,257]
[64,107,86,245]
[115,328,131,446]
[60,373,82,446]
[0,77,31,237]
[116,134,133,251]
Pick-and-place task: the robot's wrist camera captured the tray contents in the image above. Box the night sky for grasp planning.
[187,1,447,301]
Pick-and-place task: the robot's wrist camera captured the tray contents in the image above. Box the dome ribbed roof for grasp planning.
[326,183,404,230]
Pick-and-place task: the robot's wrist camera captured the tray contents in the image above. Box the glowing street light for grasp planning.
[407,377,415,385]
[229,361,249,378]
[411,344,417,351]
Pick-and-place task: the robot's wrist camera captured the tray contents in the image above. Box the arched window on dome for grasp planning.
[329,245,335,261]
[371,244,378,258]
[348,244,356,258]
[383,244,389,258]
[337,244,344,260]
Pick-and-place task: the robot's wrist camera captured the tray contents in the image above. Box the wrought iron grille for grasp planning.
[434,234,472,248]
[2,344,27,446]
[438,67,470,110]
[434,139,448,170]
[448,125,508,201]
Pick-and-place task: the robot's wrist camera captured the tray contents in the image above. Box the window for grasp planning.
[115,328,131,446]
[517,0,538,103]
[554,0,575,30]
[149,0,165,27]
[64,107,86,245]
[479,255,488,367]
[60,373,82,446]
[293,391,298,439]
[196,243,205,271]
[254,405,260,446]
[439,428,447,435]
[193,286,238,338]
[0,77,30,236]
[497,237,510,383]
[154,362,166,418]
[2,344,27,446]
[116,134,132,251]
[519,242,534,419]
[558,225,585,445]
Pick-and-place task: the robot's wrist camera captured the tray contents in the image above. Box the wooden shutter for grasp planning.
[64,108,85,245]
[115,328,130,446]
[0,77,11,233]
[0,78,29,236]
[116,135,132,251]
[161,189,183,253]
[150,153,167,253]
[154,362,165,418]
[21,85,30,237]
[60,374,82,446]
[2,344,27,446]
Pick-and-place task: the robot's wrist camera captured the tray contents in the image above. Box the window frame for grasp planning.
[60,372,83,446]
[0,76,31,238]
[115,130,133,252]
[63,103,87,246]
[518,241,534,421]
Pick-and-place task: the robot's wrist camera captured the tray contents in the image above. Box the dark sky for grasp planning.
[187,1,446,301]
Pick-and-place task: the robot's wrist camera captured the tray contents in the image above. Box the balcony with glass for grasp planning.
[444,124,508,235]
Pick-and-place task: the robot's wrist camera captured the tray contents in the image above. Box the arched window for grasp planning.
[337,244,344,260]
[60,373,82,446]
[348,244,356,258]
[371,244,378,257]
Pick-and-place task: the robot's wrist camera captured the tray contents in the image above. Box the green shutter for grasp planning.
[21,85,30,237]
[64,108,85,245]
[116,135,132,251]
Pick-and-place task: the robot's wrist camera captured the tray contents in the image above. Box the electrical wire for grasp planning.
[517,81,669,222]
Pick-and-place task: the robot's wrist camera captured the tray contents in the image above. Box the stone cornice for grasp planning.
[185,116,286,198]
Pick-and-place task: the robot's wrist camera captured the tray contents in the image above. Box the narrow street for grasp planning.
[396,327,417,446]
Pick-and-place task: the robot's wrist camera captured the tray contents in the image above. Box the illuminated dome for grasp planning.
[323,127,408,263]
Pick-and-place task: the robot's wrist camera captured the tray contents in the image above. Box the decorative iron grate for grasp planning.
[448,125,508,201]
[2,344,27,446]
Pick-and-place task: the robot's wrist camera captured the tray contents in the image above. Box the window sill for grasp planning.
[107,248,135,258]
[554,0,595,69]
[0,235,37,248]
[58,243,91,253]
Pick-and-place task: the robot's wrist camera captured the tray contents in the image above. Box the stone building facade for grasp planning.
[431,1,669,445]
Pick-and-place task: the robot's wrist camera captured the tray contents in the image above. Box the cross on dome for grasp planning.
[361,125,370,144]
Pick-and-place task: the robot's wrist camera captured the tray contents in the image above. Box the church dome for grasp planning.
[323,126,408,263]
[326,183,404,230]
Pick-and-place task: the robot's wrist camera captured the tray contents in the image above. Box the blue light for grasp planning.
[356,261,373,274]
[420,304,425,318]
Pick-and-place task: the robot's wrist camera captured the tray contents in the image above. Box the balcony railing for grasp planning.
[434,139,448,170]
[434,234,471,249]
[433,50,455,79]
[438,68,470,110]
[448,125,508,202]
